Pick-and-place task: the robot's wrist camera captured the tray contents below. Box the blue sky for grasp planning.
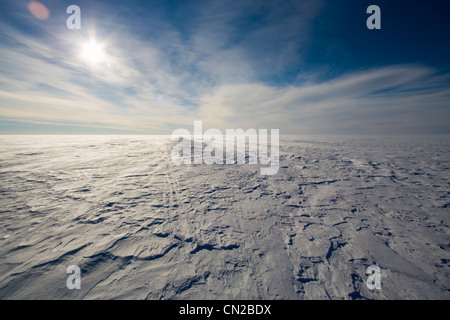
[0,0,449,134]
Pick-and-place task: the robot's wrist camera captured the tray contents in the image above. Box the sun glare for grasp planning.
[82,41,104,63]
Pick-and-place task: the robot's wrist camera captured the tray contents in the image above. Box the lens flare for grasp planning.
[28,1,50,20]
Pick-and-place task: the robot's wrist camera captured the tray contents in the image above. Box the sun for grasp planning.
[82,41,104,63]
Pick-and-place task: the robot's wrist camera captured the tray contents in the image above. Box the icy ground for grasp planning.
[0,135,449,299]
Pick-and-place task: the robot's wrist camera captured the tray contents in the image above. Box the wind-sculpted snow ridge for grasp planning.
[0,135,448,299]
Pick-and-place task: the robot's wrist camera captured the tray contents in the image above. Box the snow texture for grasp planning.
[0,135,449,299]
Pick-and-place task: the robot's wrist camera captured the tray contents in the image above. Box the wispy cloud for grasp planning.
[198,65,450,134]
[0,0,449,134]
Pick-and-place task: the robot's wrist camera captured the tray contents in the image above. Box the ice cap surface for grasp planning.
[0,135,448,299]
